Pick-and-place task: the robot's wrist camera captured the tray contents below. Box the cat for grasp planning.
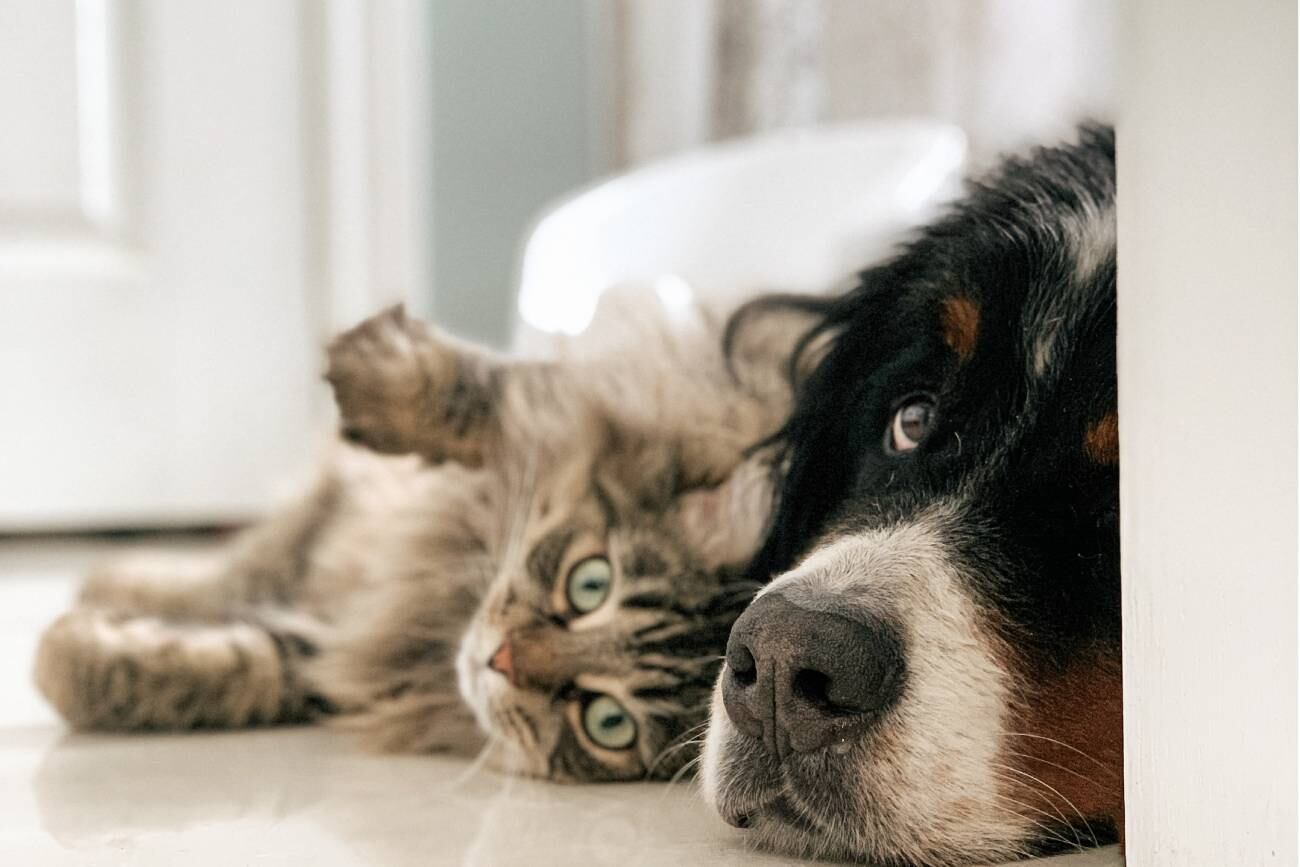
[35,292,803,781]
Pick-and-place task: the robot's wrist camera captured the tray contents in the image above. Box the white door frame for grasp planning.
[305,0,433,334]
[1118,1,1297,862]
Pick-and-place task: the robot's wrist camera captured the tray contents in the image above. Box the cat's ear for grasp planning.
[326,305,503,467]
[675,456,773,569]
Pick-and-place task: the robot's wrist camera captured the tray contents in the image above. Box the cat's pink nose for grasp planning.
[488,641,515,684]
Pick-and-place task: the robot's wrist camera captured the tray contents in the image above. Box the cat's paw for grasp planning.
[35,608,295,730]
[325,305,498,466]
[326,305,441,456]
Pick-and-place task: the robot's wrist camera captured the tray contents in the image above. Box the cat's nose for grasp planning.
[487,640,515,684]
[721,592,904,756]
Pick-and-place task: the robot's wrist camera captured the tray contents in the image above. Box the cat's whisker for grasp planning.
[665,753,702,789]
[491,709,526,751]
[450,734,502,789]
[645,722,710,777]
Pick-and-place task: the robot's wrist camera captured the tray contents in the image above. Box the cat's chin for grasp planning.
[454,618,502,734]
[453,617,548,778]
[483,742,547,779]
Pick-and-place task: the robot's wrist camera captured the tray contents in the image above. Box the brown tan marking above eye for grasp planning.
[1084,411,1119,465]
[940,295,980,361]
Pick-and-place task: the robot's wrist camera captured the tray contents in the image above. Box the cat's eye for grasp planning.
[581,694,637,750]
[887,396,937,453]
[566,556,612,613]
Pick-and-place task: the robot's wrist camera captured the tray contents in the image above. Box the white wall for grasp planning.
[606,0,1117,170]
[428,0,606,347]
[1118,1,1297,862]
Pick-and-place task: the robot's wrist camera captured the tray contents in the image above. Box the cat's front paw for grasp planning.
[325,305,438,456]
[325,305,500,466]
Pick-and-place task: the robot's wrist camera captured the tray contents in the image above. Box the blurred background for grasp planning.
[0,0,1115,531]
[1,8,1293,865]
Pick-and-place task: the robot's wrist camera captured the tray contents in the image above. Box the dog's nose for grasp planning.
[721,592,904,756]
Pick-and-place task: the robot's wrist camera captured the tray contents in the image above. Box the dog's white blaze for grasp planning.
[1062,202,1116,288]
[1031,323,1060,379]
[703,507,1032,863]
[1026,203,1113,381]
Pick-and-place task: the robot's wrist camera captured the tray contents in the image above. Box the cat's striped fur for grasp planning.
[35,291,802,781]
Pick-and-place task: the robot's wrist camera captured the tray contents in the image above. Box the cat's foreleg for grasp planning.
[34,606,328,730]
[35,477,341,731]
[77,475,340,619]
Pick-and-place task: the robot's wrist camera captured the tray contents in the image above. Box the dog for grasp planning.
[702,125,1120,865]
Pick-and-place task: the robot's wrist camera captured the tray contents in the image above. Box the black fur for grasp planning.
[711,124,1122,862]
[749,123,1117,664]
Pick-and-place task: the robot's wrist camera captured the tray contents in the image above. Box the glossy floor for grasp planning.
[0,537,1122,866]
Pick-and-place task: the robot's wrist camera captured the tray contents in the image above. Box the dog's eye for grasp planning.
[887,398,936,453]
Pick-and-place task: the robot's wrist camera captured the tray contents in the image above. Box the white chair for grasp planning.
[511,120,967,356]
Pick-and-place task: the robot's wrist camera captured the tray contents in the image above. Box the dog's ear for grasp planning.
[737,269,897,581]
[674,456,773,569]
[326,305,503,467]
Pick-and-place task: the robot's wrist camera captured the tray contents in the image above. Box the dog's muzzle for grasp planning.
[720,591,905,758]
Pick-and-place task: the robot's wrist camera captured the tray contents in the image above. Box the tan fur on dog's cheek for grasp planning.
[1003,653,1124,836]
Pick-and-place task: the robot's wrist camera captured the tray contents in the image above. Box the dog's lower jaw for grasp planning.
[702,690,1038,866]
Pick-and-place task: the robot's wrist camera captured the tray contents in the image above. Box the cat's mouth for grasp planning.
[454,617,502,735]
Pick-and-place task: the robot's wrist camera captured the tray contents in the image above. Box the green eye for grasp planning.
[582,694,637,750]
[566,556,612,613]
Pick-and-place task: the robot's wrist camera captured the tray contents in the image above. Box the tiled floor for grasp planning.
[0,537,1122,866]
